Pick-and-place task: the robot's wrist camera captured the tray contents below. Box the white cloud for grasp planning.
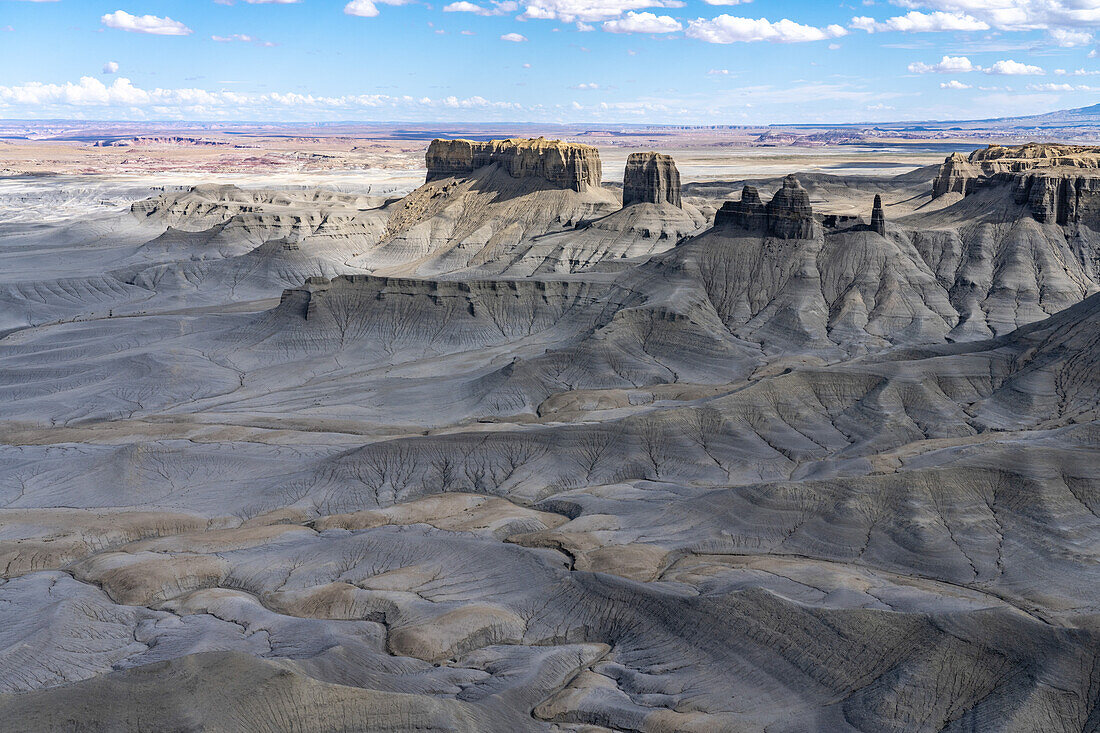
[602,11,681,33]
[1054,67,1100,76]
[501,32,528,41]
[444,1,485,12]
[1049,29,1093,47]
[0,76,527,119]
[102,61,119,74]
[344,0,412,16]
[577,20,595,30]
[985,59,1044,75]
[211,34,274,46]
[939,79,970,88]
[1027,82,1097,92]
[345,0,380,16]
[707,68,730,75]
[850,11,987,33]
[887,1,1100,33]
[572,82,600,88]
[908,55,977,73]
[101,10,192,36]
[443,0,517,14]
[521,0,684,23]
[686,16,847,43]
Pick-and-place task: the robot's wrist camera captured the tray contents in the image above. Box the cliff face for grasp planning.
[714,185,766,230]
[932,144,1100,227]
[713,178,813,239]
[766,175,814,239]
[870,194,886,236]
[622,152,682,207]
[1013,173,1100,227]
[425,137,603,192]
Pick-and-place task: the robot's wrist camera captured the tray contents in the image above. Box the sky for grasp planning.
[1,0,1099,124]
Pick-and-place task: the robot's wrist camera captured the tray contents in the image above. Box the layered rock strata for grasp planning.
[1013,173,1100,227]
[621,152,682,207]
[869,194,886,235]
[714,178,814,239]
[932,143,1100,228]
[425,137,602,192]
[714,185,766,231]
[766,175,814,239]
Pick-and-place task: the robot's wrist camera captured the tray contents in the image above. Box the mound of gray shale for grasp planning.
[2,144,1100,733]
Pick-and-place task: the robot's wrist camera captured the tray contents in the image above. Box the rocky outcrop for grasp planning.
[622,152,681,208]
[714,185,766,231]
[714,178,813,239]
[1013,173,1100,228]
[869,195,886,236]
[765,175,814,239]
[932,143,1100,228]
[425,137,602,192]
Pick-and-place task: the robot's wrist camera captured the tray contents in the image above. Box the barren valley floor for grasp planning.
[0,138,1098,732]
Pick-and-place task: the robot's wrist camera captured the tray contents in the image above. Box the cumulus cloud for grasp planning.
[101,10,192,36]
[501,32,528,41]
[344,0,380,16]
[344,0,412,16]
[444,1,485,11]
[102,61,120,74]
[443,0,518,14]
[908,55,977,73]
[1049,29,1093,47]
[0,76,526,118]
[985,59,1044,75]
[687,16,847,43]
[602,11,681,33]
[939,79,970,89]
[521,0,684,23]
[850,11,988,33]
[572,82,600,88]
[886,1,1100,33]
[1054,68,1100,76]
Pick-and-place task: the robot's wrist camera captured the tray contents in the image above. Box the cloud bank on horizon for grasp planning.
[0,0,1099,123]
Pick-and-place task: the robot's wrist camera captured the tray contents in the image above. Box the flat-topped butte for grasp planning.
[425,137,603,192]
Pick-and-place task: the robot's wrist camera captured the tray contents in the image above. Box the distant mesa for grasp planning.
[622,152,682,208]
[93,136,243,148]
[932,142,1100,227]
[425,137,602,192]
[714,175,813,239]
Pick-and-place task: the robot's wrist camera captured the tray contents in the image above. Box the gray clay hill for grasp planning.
[0,138,1098,732]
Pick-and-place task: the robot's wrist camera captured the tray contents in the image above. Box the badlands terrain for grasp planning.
[0,135,1099,732]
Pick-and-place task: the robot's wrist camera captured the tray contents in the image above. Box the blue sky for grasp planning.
[1,0,1099,123]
